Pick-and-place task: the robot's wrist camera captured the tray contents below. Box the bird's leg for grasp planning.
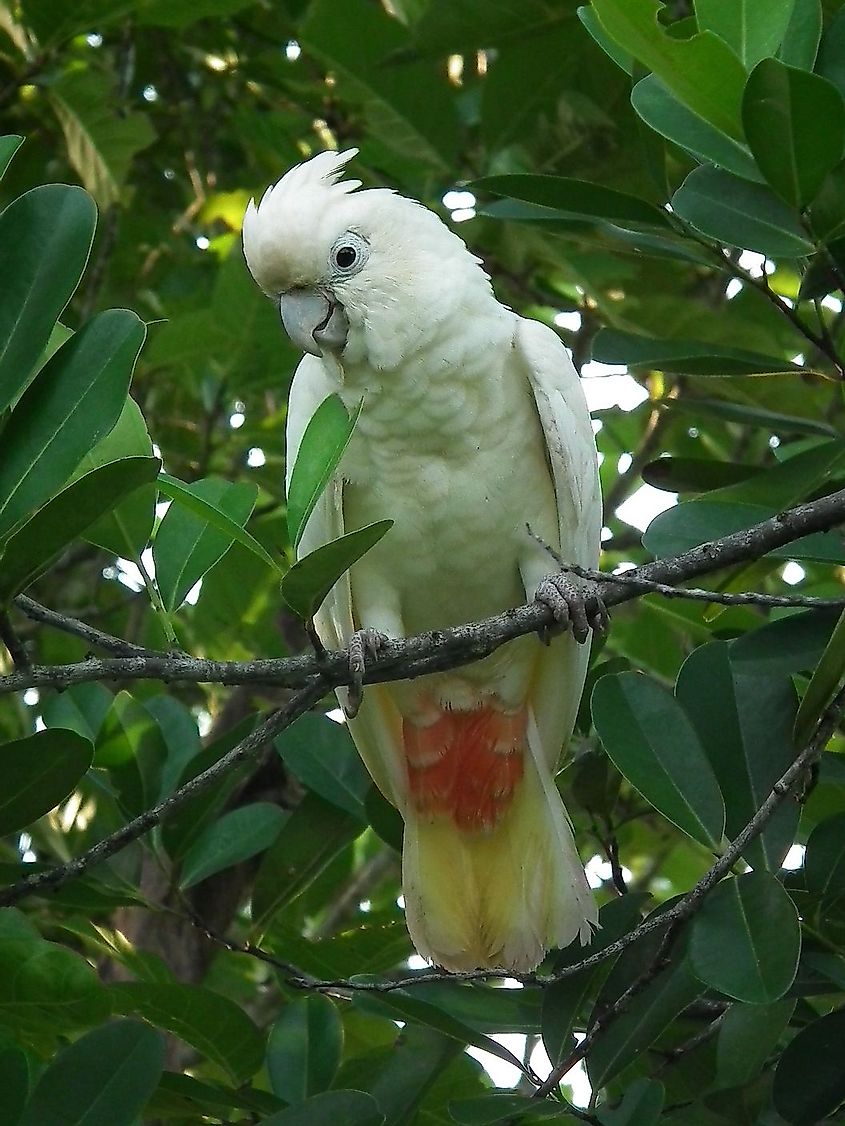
[534,573,609,645]
[345,627,389,719]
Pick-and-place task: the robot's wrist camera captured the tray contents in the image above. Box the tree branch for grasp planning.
[4,486,845,699]
[14,595,163,658]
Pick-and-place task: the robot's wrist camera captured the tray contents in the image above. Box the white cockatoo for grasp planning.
[243,149,603,973]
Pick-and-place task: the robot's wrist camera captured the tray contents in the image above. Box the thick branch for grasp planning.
[3,486,845,699]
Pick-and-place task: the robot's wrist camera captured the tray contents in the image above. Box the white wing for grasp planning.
[515,316,603,770]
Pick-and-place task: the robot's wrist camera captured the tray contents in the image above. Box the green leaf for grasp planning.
[676,642,799,870]
[696,0,795,69]
[0,135,23,180]
[274,713,370,820]
[475,174,668,227]
[777,0,822,70]
[260,1090,384,1126]
[365,784,404,851]
[591,0,747,139]
[0,184,96,413]
[0,729,93,835]
[110,982,263,1083]
[631,75,761,181]
[369,1025,460,1126]
[773,1008,845,1124]
[794,609,845,747]
[156,472,281,574]
[642,457,758,493]
[597,1078,664,1125]
[804,812,845,898]
[449,1094,572,1124]
[671,165,815,258]
[154,477,258,611]
[0,1042,28,1126]
[0,457,160,601]
[0,309,146,540]
[178,801,287,888]
[662,395,839,438]
[0,931,109,1035]
[266,995,343,1104]
[281,521,393,620]
[41,682,112,744]
[713,999,795,1090]
[592,327,788,374]
[742,58,845,209]
[50,70,156,209]
[74,396,157,559]
[577,5,633,73]
[591,671,725,848]
[730,608,840,676]
[19,1020,164,1126]
[252,793,363,928]
[689,871,800,1002]
[817,5,845,101]
[288,394,361,551]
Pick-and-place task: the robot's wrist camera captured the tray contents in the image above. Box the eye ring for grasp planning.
[330,231,369,277]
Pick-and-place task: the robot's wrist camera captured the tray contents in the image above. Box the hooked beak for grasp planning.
[279,289,349,357]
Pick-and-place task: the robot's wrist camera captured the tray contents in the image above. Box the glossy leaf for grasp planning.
[794,609,845,747]
[742,57,845,208]
[281,520,393,620]
[0,932,109,1034]
[0,184,96,413]
[274,713,369,820]
[773,1008,845,1124]
[676,642,799,870]
[576,5,633,74]
[154,477,258,611]
[817,5,845,100]
[596,1078,664,1126]
[369,1025,460,1126]
[631,75,760,181]
[777,0,822,70]
[0,135,23,180]
[591,671,725,847]
[592,0,746,139]
[592,327,787,374]
[252,793,363,928]
[671,166,815,258]
[642,456,758,493]
[19,1020,164,1126]
[260,1090,384,1126]
[690,872,801,1002]
[0,729,93,835]
[696,0,795,69]
[475,174,668,227]
[266,995,343,1104]
[730,608,840,675]
[713,999,795,1090]
[110,981,263,1083]
[156,472,281,573]
[0,456,160,601]
[179,801,287,888]
[804,812,845,898]
[287,394,361,551]
[0,309,146,540]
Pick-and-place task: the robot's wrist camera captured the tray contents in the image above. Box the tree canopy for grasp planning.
[2,0,845,1123]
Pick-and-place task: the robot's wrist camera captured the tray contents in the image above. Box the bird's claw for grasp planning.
[534,573,608,645]
[345,627,388,719]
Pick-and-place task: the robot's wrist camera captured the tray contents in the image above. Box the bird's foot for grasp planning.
[534,573,608,645]
[345,627,388,719]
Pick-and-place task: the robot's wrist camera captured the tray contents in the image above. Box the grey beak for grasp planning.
[279,289,349,357]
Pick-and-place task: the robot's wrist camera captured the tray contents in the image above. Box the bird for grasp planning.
[242,149,603,973]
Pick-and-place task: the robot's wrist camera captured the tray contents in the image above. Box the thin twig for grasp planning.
[14,595,162,658]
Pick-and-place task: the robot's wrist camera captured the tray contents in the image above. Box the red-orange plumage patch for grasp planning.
[404,706,526,830]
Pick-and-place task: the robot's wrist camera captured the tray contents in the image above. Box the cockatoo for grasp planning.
[243,150,603,973]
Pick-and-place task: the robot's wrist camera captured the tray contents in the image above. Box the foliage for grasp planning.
[1,0,845,1122]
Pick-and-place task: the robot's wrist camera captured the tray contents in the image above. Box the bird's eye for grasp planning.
[330,231,369,276]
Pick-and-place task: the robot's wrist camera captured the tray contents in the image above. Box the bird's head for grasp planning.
[242,149,491,371]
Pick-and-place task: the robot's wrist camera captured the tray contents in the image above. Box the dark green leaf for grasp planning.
[287,394,361,551]
[591,671,725,847]
[576,5,633,73]
[591,0,747,138]
[0,729,92,834]
[110,982,263,1083]
[794,609,845,747]
[597,1078,664,1126]
[41,682,112,744]
[742,58,845,209]
[475,175,668,228]
[817,5,845,101]
[0,1042,28,1126]
[0,184,96,413]
[274,713,369,820]
[689,871,801,1002]
[260,1090,384,1126]
[804,812,845,898]
[642,456,758,493]
[0,457,160,601]
[267,995,343,1104]
[696,0,795,69]
[449,1093,572,1123]
[0,135,23,181]
[773,1008,845,1124]
[281,521,393,620]
[154,477,258,611]
[672,166,814,258]
[631,75,760,181]
[777,0,822,70]
[592,327,789,374]
[19,1020,164,1126]
[369,1025,460,1126]
[252,793,363,928]
[0,309,146,540]
[662,395,840,438]
[0,930,109,1034]
[364,784,404,851]
[713,999,795,1090]
[179,801,287,888]
[676,642,799,870]
[730,609,840,676]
